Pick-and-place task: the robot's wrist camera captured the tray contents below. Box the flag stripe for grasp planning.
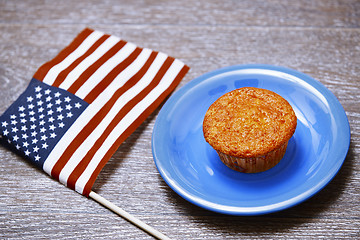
[51,34,111,88]
[51,47,149,181]
[42,45,155,176]
[57,52,167,188]
[65,51,159,190]
[79,60,189,196]
[33,28,94,81]
[74,42,137,100]
[42,31,105,86]
[47,49,157,181]
[83,47,143,103]
[66,40,127,95]
[67,55,171,189]
[57,35,120,90]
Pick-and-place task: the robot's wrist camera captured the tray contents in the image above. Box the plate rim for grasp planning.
[152,64,351,215]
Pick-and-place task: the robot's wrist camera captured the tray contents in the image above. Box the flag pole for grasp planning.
[89,191,171,240]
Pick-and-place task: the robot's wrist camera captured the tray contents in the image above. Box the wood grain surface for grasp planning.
[0,0,359,239]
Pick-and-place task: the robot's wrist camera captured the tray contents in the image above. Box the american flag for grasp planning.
[0,28,189,196]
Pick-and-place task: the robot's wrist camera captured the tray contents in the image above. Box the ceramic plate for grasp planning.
[151,64,350,215]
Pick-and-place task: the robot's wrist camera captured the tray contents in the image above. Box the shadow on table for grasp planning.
[161,140,355,234]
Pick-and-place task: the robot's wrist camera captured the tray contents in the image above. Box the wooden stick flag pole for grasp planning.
[89,191,171,240]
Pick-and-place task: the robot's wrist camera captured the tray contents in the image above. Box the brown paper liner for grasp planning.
[216,141,288,173]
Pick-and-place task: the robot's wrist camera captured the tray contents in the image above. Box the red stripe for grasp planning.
[51,34,110,88]
[50,48,152,181]
[67,40,127,95]
[84,47,143,103]
[33,28,94,82]
[66,52,159,190]
[82,63,190,196]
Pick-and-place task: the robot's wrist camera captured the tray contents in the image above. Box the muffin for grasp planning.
[203,87,297,173]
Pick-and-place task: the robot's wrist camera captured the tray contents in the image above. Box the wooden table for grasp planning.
[1,1,359,239]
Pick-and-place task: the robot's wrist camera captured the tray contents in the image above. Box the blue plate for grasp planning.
[152,64,350,215]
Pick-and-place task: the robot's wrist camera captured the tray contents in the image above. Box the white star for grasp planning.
[33,146,39,152]
[40,127,46,133]
[35,86,42,92]
[29,111,35,116]
[65,104,72,110]
[57,114,64,121]
[10,115,17,119]
[58,122,65,128]
[27,96,34,102]
[11,127,18,133]
[31,131,37,137]
[34,155,41,161]
[38,107,44,113]
[42,143,48,149]
[21,125,28,132]
[20,118,27,124]
[22,133,28,139]
[39,114,45,119]
[28,104,34,109]
[30,117,36,122]
[54,92,61,98]
[13,135,19,141]
[23,141,29,148]
[64,97,71,103]
[46,96,52,102]
[1,121,8,127]
[11,120,17,125]
[37,100,43,106]
[45,89,51,95]
[3,129,9,136]
[49,125,56,131]
[48,117,55,123]
[74,102,82,108]
[50,132,57,138]
[15,144,20,150]
[24,150,31,156]
[30,125,36,130]
[55,99,62,105]
[41,135,48,141]
[47,103,53,109]
[32,138,38,144]
[18,106,25,112]
[66,112,73,118]
[56,106,63,112]
[39,120,45,126]
[36,93,42,99]
[47,110,54,115]
[20,113,26,118]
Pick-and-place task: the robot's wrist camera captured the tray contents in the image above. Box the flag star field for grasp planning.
[1,78,88,168]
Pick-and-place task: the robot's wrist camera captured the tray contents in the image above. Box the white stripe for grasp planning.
[75,59,185,194]
[74,42,137,99]
[58,35,121,90]
[42,31,104,85]
[42,49,160,177]
[57,48,154,185]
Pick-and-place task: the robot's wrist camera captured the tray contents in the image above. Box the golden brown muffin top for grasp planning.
[203,87,297,157]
